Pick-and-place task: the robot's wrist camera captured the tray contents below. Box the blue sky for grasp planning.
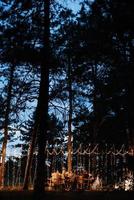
[61,0,81,13]
[0,0,95,156]
[61,0,95,13]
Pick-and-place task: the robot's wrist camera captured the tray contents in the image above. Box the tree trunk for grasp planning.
[0,64,15,188]
[33,0,50,198]
[67,53,73,173]
[23,109,39,190]
[92,64,98,142]
[0,128,8,188]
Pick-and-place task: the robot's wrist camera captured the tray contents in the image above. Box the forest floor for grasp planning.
[0,191,134,200]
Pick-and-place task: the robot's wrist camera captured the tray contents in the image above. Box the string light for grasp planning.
[46,144,130,156]
[3,143,134,191]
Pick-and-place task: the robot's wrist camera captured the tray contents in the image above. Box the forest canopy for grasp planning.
[0,0,134,193]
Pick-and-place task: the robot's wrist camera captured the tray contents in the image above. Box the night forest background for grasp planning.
[0,0,134,194]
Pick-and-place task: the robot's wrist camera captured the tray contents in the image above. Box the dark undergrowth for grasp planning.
[0,191,134,200]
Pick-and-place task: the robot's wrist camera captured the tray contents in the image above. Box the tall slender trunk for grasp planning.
[67,54,73,173]
[33,0,50,198]
[92,64,98,142]
[0,64,15,187]
[23,109,39,190]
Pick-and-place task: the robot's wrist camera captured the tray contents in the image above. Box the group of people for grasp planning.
[48,168,102,191]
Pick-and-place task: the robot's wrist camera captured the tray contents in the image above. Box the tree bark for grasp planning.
[0,64,15,187]
[23,108,39,190]
[67,53,73,173]
[33,0,50,198]
[92,64,98,142]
